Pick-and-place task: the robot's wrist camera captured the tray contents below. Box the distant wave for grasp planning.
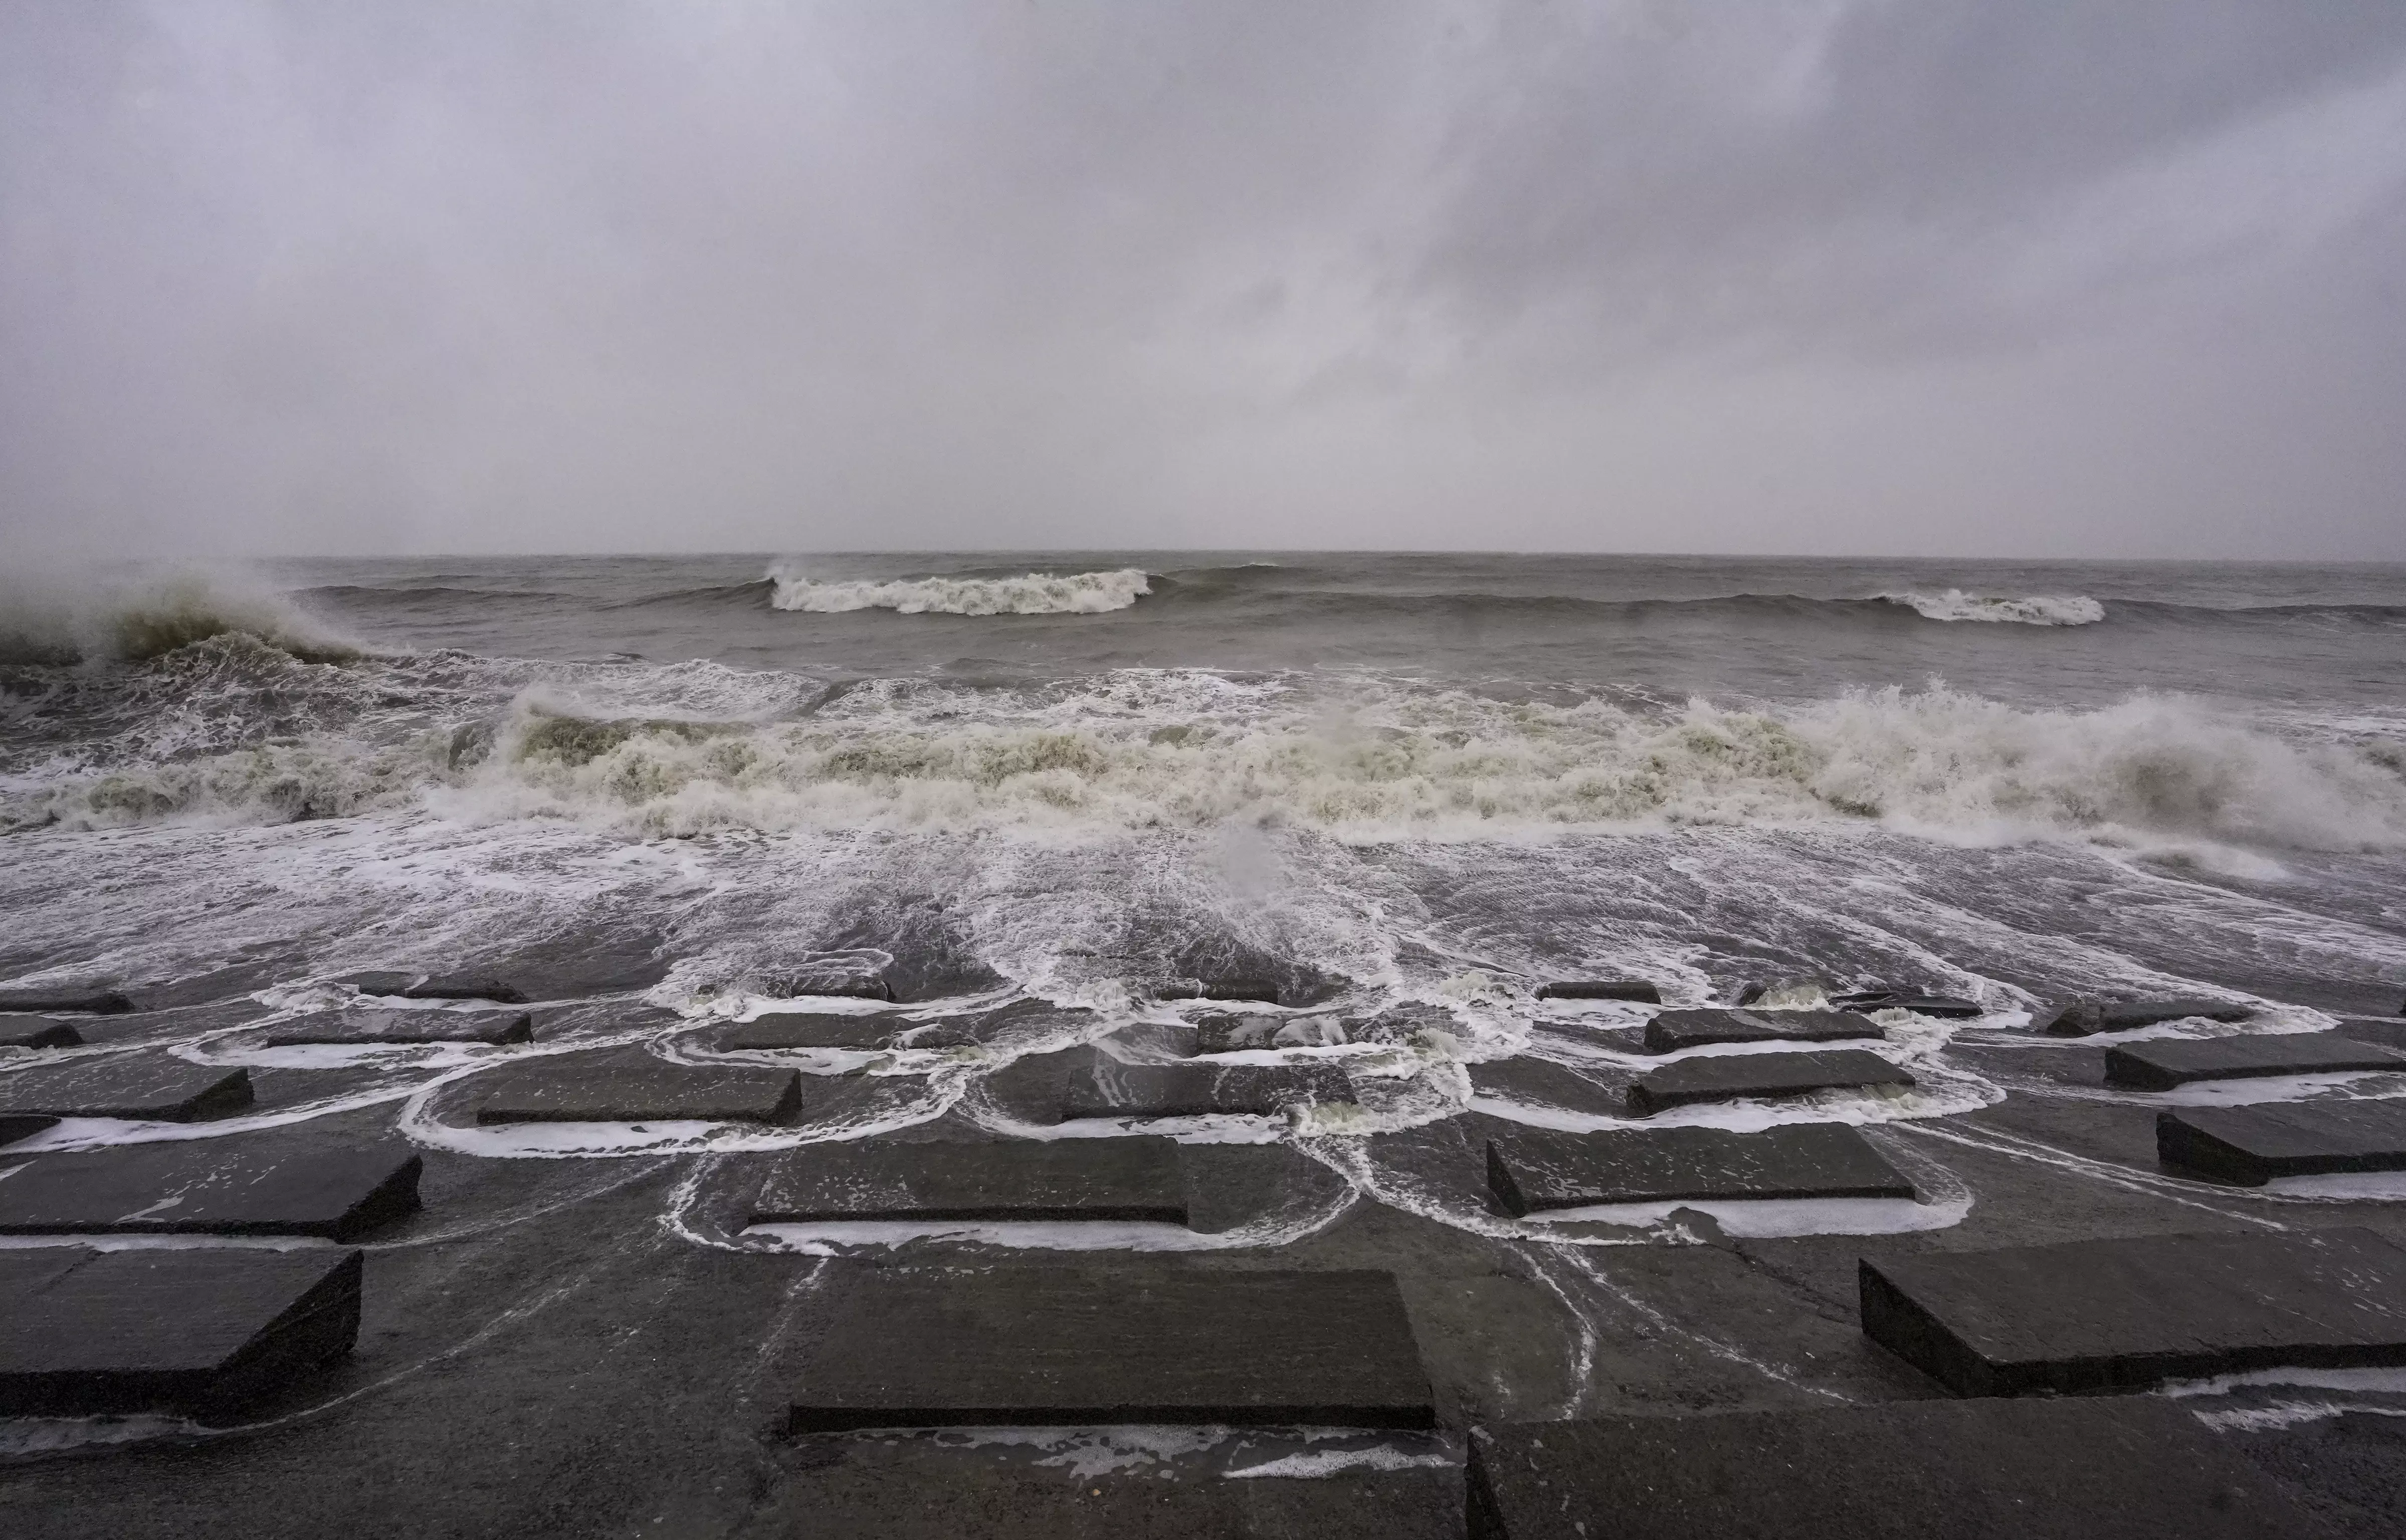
[766,565,1151,616]
[1875,590,2105,626]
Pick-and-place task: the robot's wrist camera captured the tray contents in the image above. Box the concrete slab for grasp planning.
[721,1012,966,1051]
[474,1053,805,1124]
[0,1139,422,1240]
[2043,998,2255,1036]
[1158,980,1281,1004]
[788,1266,1432,1431]
[2159,1102,2406,1185]
[0,1245,362,1415]
[1535,981,1660,1003]
[0,1020,83,1049]
[0,1058,254,1121]
[1194,1013,1346,1053]
[1467,1398,2334,1539]
[398,974,528,1004]
[2103,1033,2406,1090]
[1642,1007,1881,1053]
[0,990,132,1015]
[1830,991,1983,1018]
[1626,1049,1911,1116]
[768,972,893,1001]
[1059,1057,1354,1120]
[751,1138,1188,1224]
[1485,1124,1915,1215]
[1,1114,58,1147]
[1860,1226,2406,1395]
[264,1009,534,1046]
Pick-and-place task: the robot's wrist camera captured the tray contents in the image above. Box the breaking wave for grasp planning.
[765,565,1151,616]
[1877,590,2105,626]
[0,569,364,666]
[11,656,2402,856]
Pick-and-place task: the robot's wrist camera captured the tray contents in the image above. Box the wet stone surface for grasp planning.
[2103,1033,2406,1090]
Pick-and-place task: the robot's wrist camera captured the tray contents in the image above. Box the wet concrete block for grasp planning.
[264,1009,534,1046]
[1059,1058,1353,1120]
[1485,1124,1914,1215]
[2102,1032,2406,1090]
[1626,1049,1911,1116]
[1860,1226,2406,1396]
[1,1020,83,1049]
[1,1114,59,1147]
[1158,980,1281,1004]
[1466,1398,2331,1539]
[2042,998,2255,1036]
[752,1138,1189,1224]
[769,971,894,1002]
[1535,981,1660,1003]
[788,1266,1432,1432]
[1193,1013,1346,1053]
[1642,1008,1881,1053]
[0,1246,362,1415]
[475,1055,805,1124]
[399,974,528,1004]
[2158,1102,2406,1185]
[1831,991,1983,1018]
[721,1012,966,1051]
[0,990,132,1015]
[0,1059,254,1122]
[0,1138,421,1240]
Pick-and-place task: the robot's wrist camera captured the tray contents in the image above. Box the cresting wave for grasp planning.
[8,641,2402,854]
[766,565,1151,616]
[0,570,364,665]
[1876,590,2106,626]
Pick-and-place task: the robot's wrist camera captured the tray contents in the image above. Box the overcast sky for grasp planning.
[4,1,2403,559]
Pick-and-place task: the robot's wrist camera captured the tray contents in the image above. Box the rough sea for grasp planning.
[5,552,2404,1036]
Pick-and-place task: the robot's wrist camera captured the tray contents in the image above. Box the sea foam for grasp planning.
[766,565,1151,616]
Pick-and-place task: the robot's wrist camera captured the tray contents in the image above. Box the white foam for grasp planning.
[2264,1170,2406,1200]
[1877,589,2106,626]
[1223,1444,1457,1479]
[766,565,1151,616]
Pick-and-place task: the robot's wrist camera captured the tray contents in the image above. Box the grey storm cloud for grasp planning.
[3,0,2403,557]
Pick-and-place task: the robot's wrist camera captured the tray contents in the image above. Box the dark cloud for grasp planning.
[2,1,2401,557]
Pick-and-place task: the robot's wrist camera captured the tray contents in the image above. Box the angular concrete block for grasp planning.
[399,974,528,1004]
[1,1114,59,1148]
[1642,1008,1881,1054]
[789,1266,1432,1432]
[1485,1124,1914,1215]
[1157,980,1280,1004]
[0,990,133,1015]
[473,1053,805,1124]
[1535,981,1660,1003]
[1626,1049,1911,1116]
[1,1020,83,1050]
[1860,1226,2406,1396]
[1194,1013,1345,1053]
[752,1138,1188,1225]
[1830,991,1983,1018]
[767,971,893,1002]
[0,1246,362,1415]
[1059,1058,1353,1120]
[2158,1101,2406,1185]
[265,1009,534,1046]
[2102,1032,2405,1090]
[0,1059,254,1122]
[1466,1399,2331,1539]
[721,1013,965,1051]
[0,1139,422,1240]
[2041,997,2253,1036]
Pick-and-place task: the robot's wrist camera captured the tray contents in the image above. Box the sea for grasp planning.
[4,552,2404,1030]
